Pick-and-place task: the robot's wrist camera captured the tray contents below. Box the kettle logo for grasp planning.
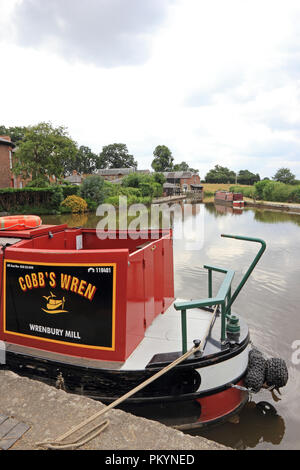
[42,292,68,314]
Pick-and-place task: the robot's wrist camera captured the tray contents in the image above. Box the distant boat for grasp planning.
[215,191,244,208]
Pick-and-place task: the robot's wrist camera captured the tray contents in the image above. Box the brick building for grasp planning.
[0,136,15,188]
[0,136,31,189]
[162,171,202,195]
[64,170,83,185]
[96,168,150,183]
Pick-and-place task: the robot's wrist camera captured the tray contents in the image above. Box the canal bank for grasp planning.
[152,195,186,204]
[244,199,300,213]
[0,371,227,450]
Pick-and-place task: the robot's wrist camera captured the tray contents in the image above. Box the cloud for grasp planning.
[263,116,300,132]
[184,92,214,107]
[13,0,173,67]
[2,0,300,179]
[184,68,245,107]
[242,138,300,160]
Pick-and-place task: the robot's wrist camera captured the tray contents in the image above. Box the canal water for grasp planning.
[43,202,300,450]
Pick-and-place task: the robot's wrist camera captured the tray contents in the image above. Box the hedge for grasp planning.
[230,181,300,203]
[0,187,63,212]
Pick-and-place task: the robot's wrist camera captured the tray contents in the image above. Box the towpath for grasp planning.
[245,199,300,213]
[0,370,228,450]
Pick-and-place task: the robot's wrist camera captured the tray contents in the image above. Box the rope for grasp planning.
[36,305,218,450]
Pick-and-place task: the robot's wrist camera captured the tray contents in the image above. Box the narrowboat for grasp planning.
[215,191,244,209]
[0,218,267,428]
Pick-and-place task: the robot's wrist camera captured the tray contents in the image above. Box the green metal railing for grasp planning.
[174,234,266,353]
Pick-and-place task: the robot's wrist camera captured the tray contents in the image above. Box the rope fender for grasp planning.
[244,348,288,393]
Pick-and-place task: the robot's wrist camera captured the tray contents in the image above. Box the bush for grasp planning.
[253,180,300,203]
[265,183,290,202]
[80,175,105,205]
[122,173,144,188]
[61,184,80,199]
[50,186,64,209]
[122,172,164,198]
[291,186,300,203]
[101,181,142,199]
[254,180,272,200]
[104,196,122,206]
[229,185,255,198]
[104,194,152,206]
[118,187,142,198]
[61,195,88,213]
[102,180,116,198]
[140,182,154,197]
[152,182,163,197]
[85,198,98,211]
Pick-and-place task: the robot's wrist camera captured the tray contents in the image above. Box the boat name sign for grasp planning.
[3,261,116,351]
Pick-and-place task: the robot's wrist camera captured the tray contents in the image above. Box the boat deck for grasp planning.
[121,300,213,370]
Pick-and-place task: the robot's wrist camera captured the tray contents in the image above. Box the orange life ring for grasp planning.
[0,215,42,231]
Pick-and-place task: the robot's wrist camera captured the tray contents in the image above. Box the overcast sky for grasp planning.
[1,0,300,178]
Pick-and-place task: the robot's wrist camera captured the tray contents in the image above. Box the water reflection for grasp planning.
[213,203,244,216]
[190,400,285,450]
[254,209,300,227]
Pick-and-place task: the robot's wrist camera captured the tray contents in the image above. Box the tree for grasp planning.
[64,145,98,175]
[151,145,174,172]
[152,172,166,185]
[0,125,27,145]
[273,168,296,184]
[122,172,165,198]
[98,143,137,169]
[122,172,146,188]
[205,165,236,183]
[173,161,189,171]
[26,176,50,188]
[14,122,77,180]
[80,175,105,205]
[237,170,260,185]
[173,161,199,173]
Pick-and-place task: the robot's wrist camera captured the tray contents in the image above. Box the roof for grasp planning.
[0,137,15,148]
[96,168,150,176]
[163,171,193,179]
[96,168,136,176]
[64,174,83,184]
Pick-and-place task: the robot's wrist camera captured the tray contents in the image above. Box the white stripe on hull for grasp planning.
[196,344,250,393]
